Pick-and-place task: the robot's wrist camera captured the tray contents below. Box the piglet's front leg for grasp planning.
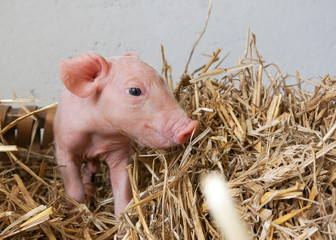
[105,148,133,217]
[56,148,85,204]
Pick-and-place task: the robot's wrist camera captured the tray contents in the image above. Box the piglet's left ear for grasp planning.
[59,52,110,98]
[123,52,140,59]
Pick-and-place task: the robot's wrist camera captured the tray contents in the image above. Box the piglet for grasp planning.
[54,52,198,216]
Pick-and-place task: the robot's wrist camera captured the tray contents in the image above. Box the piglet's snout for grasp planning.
[152,110,198,147]
[174,118,199,144]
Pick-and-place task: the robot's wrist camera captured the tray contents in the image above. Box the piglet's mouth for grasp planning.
[132,117,199,149]
[138,131,177,149]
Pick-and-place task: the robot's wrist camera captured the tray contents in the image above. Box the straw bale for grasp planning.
[1,35,336,239]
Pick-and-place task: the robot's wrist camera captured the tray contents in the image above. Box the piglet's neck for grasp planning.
[62,88,112,135]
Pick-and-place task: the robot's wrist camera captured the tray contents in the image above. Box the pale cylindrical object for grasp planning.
[201,172,251,240]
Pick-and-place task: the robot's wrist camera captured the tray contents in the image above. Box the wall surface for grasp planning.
[1,0,335,104]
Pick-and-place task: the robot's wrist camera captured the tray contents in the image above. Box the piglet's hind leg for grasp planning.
[82,158,100,197]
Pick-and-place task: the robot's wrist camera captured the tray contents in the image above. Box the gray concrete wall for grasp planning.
[1,0,335,104]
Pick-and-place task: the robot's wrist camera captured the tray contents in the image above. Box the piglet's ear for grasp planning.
[59,52,110,98]
[123,52,140,59]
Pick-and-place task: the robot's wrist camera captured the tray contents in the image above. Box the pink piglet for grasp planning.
[54,52,198,216]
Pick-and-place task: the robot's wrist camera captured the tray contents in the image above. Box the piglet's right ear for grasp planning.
[123,52,140,59]
[59,53,110,98]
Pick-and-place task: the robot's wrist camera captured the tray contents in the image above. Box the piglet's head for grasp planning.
[59,52,198,148]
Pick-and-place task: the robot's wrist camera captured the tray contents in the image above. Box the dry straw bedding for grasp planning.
[1,34,336,239]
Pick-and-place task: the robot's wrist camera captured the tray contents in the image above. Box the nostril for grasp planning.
[176,120,199,144]
[178,132,193,144]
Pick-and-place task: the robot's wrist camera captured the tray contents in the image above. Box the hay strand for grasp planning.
[201,172,251,240]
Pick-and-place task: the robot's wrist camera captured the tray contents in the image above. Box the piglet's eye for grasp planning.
[128,88,142,96]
